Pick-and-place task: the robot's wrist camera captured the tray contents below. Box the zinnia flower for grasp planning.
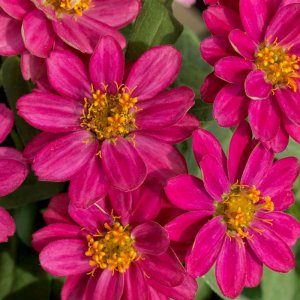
[32,182,197,300]
[17,36,198,208]
[0,103,29,242]
[200,1,300,152]
[0,0,141,80]
[165,122,300,298]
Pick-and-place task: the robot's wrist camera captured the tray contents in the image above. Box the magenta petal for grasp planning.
[248,222,295,272]
[22,10,54,58]
[20,51,46,82]
[249,97,281,141]
[33,131,98,181]
[213,83,249,127]
[229,29,257,60]
[165,174,214,211]
[0,103,14,143]
[187,216,226,277]
[244,244,263,288]
[216,236,246,298]
[0,0,34,19]
[241,143,274,186]
[102,137,146,191]
[136,86,194,130]
[132,222,169,255]
[39,239,91,276]
[284,115,300,144]
[62,275,88,300]
[0,207,15,242]
[17,92,82,132]
[89,36,124,93]
[228,122,253,183]
[200,73,226,103]
[32,223,82,252]
[126,46,181,100]
[200,155,230,200]
[272,191,295,211]
[264,125,289,153]
[245,70,272,100]
[47,50,90,100]
[215,56,253,84]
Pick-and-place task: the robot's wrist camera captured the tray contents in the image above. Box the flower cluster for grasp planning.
[0,0,300,299]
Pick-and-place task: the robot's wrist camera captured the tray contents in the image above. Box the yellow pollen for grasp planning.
[80,84,138,141]
[216,183,274,239]
[45,0,91,16]
[255,40,300,92]
[85,222,137,274]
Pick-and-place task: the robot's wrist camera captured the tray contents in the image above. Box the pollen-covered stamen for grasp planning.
[255,40,300,92]
[80,84,138,141]
[45,0,91,16]
[85,222,137,274]
[216,183,274,239]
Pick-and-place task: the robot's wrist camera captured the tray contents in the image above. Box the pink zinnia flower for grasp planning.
[18,36,198,207]
[0,103,29,242]
[165,122,300,298]
[201,1,300,152]
[0,0,141,80]
[32,184,197,300]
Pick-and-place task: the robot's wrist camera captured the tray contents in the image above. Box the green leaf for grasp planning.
[195,278,212,300]
[190,99,213,122]
[0,181,64,209]
[2,56,39,146]
[126,0,183,61]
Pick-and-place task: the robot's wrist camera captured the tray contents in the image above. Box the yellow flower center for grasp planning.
[255,40,300,92]
[45,0,91,16]
[80,84,138,141]
[85,222,137,274]
[216,183,274,239]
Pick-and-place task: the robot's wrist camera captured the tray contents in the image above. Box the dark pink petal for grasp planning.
[132,222,169,255]
[32,131,98,181]
[245,70,273,100]
[229,29,257,60]
[244,244,263,288]
[17,92,82,132]
[200,73,226,103]
[0,0,34,19]
[62,275,88,300]
[272,191,294,211]
[0,11,24,55]
[241,143,274,186]
[284,115,300,144]
[47,50,90,100]
[165,174,214,211]
[249,97,281,141]
[84,0,141,28]
[258,157,299,196]
[148,287,168,300]
[126,46,181,100]
[0,103,14,143]
[165,210,213,243]
[0,207,15,242]
[136,87,194,130]
[22,10,54,58]
[263,125,289,153]
[0,147,27,162]
[102,137,146,191]
[20,51,46,82]
[89,36,124,93]
[123,263,147,300]
[216,236,246,298]
[32,223,82,252]
[200,36,235,65]
[203,6,242,36]
[43,193,74,225]
[187,216,226,277]
[85,269,124,300]
[215,56,253,84]
[141,114,199,144]
[228,122,253,183]
[192,128,227,171]
[134,134,187,183]
[39,239,91,276]
[248,222,295,272]
[213,83,249,127]
[276,88,300,126]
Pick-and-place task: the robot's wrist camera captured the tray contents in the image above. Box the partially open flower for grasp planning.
[165,122,300,298]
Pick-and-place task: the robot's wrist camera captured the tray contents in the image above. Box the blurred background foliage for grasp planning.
[0,0,299,299]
